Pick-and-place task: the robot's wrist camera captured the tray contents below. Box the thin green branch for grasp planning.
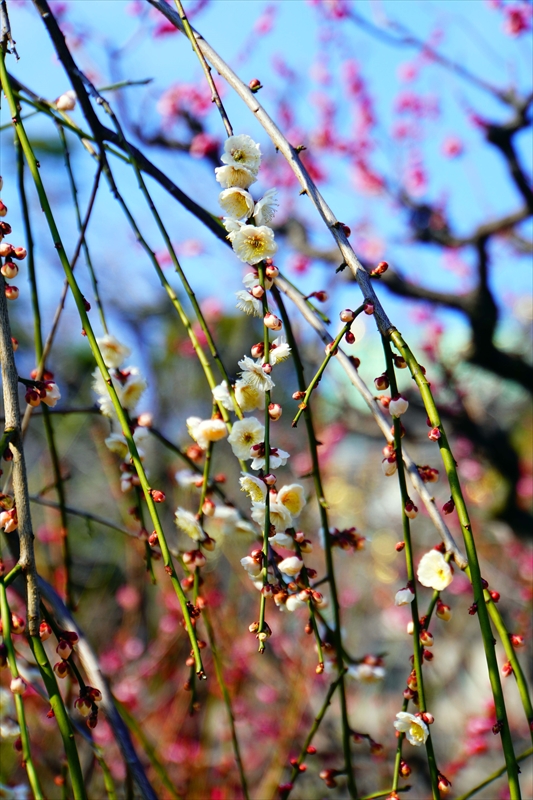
[454,747,533,800]
[389,328,522,799]
[257,263,271,653]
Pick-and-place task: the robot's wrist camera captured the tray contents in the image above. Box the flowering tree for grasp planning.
[0,1,531,799]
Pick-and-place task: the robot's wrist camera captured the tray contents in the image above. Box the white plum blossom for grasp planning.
[227,417,265,460]
[251,500,292,532]
[235,290,263,318]
[231,224,277,265]
[242,270,272,291]
[240,555,262,578]
[235,379,265,412]
[221,134,262,174]
[215,164,257,190]
[268,335,291,365]
[239,473,267,503]
[395,587,415,606]
[175,469,199,487]
[238,355,275,392]
[285,593,308,612]
[120,368,148,411]
[417,550,453,591]
[394,712,429,747]
[254,188,279,226]
[278,555,303,578]
[97,334,131,369]
[348,663,386,683]
[93,367,148,416]
[186,416,227,450]
[208,505,255,538]
[41,382,61,408]
[224,217,244,240]
[269,532,296,550]
[105,427,148,460]
[277,484,305,516]
[175,507,207,542]
[251,447,290,471]
[219,187,255,220]
[212,381,234,411]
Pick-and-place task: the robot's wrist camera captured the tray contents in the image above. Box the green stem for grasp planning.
[3,562,22,586]
[291,311,362,428]
[203,607,250,800]
[392,698,408,793]
[114,698,183,800]
[389,328,521,799]
[454,747,533,800]
[283,670,346,797]
[29,635,87,800]
[273,286,358,799]
[382,336,440,799]
[0,580,44,800]
[0,55,204,676]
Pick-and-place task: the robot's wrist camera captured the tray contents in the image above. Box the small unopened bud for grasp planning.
[510,634,524,648]
[442,498,455,515]
[339,308,355,323]
[374,373,389,391]
[0,201,7,217]
[148,531,158,546]
[25,389,41,408]
[251,284,264,299]
[263,473,277,486]
[395,541,405,552]
[249,78,262,93]
[393,355,407,369]
[345,331,356,344]
[428,427,441,441]
[202,498,216,517]
[251,342,264,358]
[264,313,282,331]
[151,489,166,503]
[325,342,338,356]
[265,263,279,279]
[10,677,26,695]
[404,501,418,519]
[363,301,374,315]
[5,286,19,300]
[248,621,259,633]
[186,444,204,463]
[389,395,409,417]
[469,603,478,615]
[56,639,72,659]
[436,601,452,621]
[292,390,305,400]
[340,223,351,237]
[399,760,411,778]
[12,247,27,260]
[10,614,25,634]
[0,243,14,257]
[55,90,77,111]
[370,260,389,276]
[11,338,18,351]
[423,648,434,661]
[262,362,272,374]
[38,622,51,641]
[268,402,282,421]
[437,773,452,794]
[381,455,397,476]
[1,262,18,279]
[489,590,500,603]
[502,661,513,678]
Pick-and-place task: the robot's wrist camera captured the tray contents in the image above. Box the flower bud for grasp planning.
[436,601,452,621]
[268,403,282,421]
[381,455,397,476]
[510,634,524,648]
[12,247,27,260]
[339,308,355,323]
[442,498,455,515]
[249,78,262,92]
[265,264,279,279]
[263,473,277,486]
[11,337,18,351]
[292,391,305,400]
[340,223,351,237]
[5,286,19,300]
[428,427,441,441]
[393,355,407,369]
[202,498,216,517]
[502,661,513,678]
[251,342,264,358]
[404,501,418,519]
[370,261,389,276]
[55,90,77,111]
[264,313,282,331]
[137,412,153,428]
[151,489,166,503]
[0,243,14,257]
[489,590,500,602]
[40,621,52,641]
[0,201,7,217]
[363,301,374,315]
[345,331,355,344]
[11,614,25,634]
[395,541,405,552]
[420,629,434,647]
[251,284,264,299]
[148,531,158,546]
[437,774,452,794]
[10,677,26,695]
[374,373,389,391]
[1,262,18,279]
[389,395,409,417]
[75,696,93,717]
[399,760,411,778]
[262,362,272,374]
[56,639,72,659]
[25,389,41,408]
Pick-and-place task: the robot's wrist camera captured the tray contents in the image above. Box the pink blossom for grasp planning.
[397,62,418,82]
[503,4,532,36]
[189,132,219,159]
[442,136,464,158]
[254,4,276,35]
